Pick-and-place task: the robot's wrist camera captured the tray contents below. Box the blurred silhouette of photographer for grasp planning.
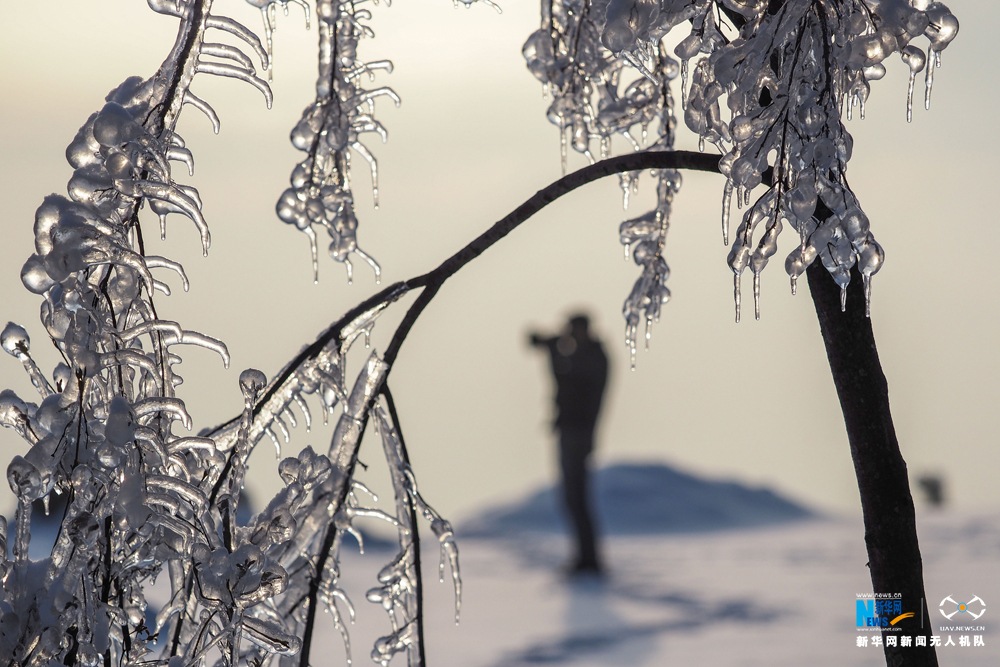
[530,313,608,575]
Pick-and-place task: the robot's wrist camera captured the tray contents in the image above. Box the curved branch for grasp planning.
[203,149,721,667]
[382,150,720,364]
[209,149,720,440]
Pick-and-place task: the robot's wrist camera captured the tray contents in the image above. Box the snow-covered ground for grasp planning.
[324,465,999,667]
[20,463,999,665]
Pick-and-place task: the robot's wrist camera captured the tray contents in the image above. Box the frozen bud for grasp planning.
[852,34,886,67]
[900,44,926,73]
[53,363,72,393]
[263,507,296,545]
[788,183,818,220]
[290,161,311,189]
[727,242,751,275]
[104,151,135,181]
[66,511,101,547]
[0,390,29,430]
[731,116,756,143]
[105,396,136,447]
[76,645,101,667]
[846,12,868,36]
[20,255,54,295]
[603,0,660,53]
[674,33,702,60]
[1,322,30,359]
[92,102,142,147]
[290,118,318,151]
[718,151,736,177]
[70,465,93,492]
[796,103,826,136]
[276,188,309,231]
[277,457,301,485]
[903,10,930,38]
[240,369,268,403]
[8,455,44,501]
[730,156,757,187]
[924,6,959,51]
[619,211,659,245]
[842,208,871,242]
[857,236,885,277]
[813,138,837,169]
[523,30,556,82]
[863,64,887,81]
[632,240,659,266]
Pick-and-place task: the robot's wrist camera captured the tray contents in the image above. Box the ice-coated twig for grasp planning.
[184,90,222,133]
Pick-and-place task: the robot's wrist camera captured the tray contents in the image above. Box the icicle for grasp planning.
[863,274,872,317]
[621,50,661,85]
[322,592,354,666]
[306,226,319,284]
[680,59,689,110]
[840,285,847,312]
[924,48,936,110]
[722,179,733,245]
[293,393,312,432]
[790,274,797,296]
[560,126,567,175]
[273,414,291,443]
[906,70,917,122]
[753,272,761,320]
[266,426,281,458]
[734,273,741,323]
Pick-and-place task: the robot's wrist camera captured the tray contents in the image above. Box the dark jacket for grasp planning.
[535,334,608,431]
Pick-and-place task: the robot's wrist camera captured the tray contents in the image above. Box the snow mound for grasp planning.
[462,462,815,537]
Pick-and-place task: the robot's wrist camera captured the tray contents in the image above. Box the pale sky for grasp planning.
[0,0,996,524]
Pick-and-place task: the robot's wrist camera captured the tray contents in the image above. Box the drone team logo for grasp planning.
[939,595,986,621]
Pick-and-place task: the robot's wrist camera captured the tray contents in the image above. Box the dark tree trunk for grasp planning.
[807,263,937,667]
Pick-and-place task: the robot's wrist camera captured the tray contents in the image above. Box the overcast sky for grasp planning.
[0,0,996,523]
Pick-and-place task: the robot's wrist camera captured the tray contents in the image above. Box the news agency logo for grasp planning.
[857,596,915,628]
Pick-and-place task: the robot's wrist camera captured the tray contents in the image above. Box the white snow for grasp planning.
[322,464,1000,667]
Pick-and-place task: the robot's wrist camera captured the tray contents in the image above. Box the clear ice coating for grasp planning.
[610,0,955,319]
[275,0,395,284]
[0,3,461,667]
[1,1,960,666]
[523,2,683,366]
[526,0,956,325]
